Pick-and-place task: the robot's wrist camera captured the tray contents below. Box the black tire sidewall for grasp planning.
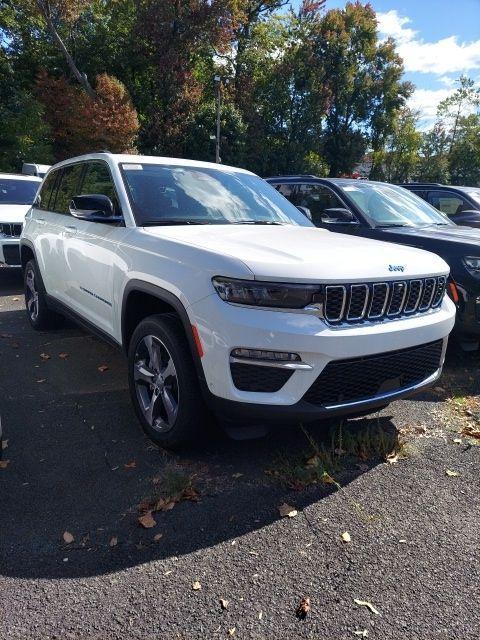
[127,315,204,448]
[24,259,52,330]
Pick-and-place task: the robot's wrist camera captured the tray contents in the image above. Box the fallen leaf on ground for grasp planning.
[109,536,118,547]
[40,353,50,360]
[0,459,10,469]
[63,531,74,544]
[12,297,19,301]
[354,630,369,637]
[386,452,399,464]
[354,599,380,615]
[258,611,263,620]
[341,531,351,543]
[2,439,8,450]
[124,461,136,469]
[59,352,69,359]
[36,379,46,383]
[278,503,297,518]
[192,580,201,591]
[0,333,13,338]
[453,438,462,444]
[153,533,163,542]
[232,472,243,478]
[446,469,459,477]
[182,485,200,501]
[97,364,109,372]
[228,629,235,636]
[138,512,156,528]
[296,596,311,619]
[220,598,229,610]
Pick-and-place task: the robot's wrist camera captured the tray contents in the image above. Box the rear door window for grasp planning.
[38,171,58,210]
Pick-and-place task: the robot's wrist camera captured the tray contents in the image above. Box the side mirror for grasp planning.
[296,205,312,221]
[322,207,358,225]
[69,194,123,223]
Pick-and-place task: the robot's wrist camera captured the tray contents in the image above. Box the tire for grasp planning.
[24,259,62,330]
[128,314,206,448]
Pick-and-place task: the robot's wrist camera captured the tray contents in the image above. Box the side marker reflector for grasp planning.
[191,325,204,358]
[449,281,459,304]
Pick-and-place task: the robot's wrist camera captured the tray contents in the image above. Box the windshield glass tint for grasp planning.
[338,182,452,227]
[0,179,39,205]
[121,164,312,226]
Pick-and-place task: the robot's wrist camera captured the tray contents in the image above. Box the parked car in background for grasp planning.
[22,163,51,179]
[401,183,480,228]
[266,175,480,350]
[20,153,454,447]
[0,173,41,267]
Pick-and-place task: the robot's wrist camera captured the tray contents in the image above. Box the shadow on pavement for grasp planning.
[0,307,398,581]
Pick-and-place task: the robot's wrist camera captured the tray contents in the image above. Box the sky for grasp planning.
[292,0,480,128]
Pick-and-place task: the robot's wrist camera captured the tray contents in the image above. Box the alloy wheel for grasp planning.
[25,266,39,322]
[133,335,179,433]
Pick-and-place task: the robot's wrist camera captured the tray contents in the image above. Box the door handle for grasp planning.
[36,218,45,225]
[64,225,77,234]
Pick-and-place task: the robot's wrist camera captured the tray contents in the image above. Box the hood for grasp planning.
[381,224,480,250]
[0,204,31,224]
[143,225,449,283]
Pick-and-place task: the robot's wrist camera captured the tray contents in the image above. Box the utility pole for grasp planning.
[214,75,222,164]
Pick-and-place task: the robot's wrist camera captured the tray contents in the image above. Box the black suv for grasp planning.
[266,175,480,349]
[401,183,480,228]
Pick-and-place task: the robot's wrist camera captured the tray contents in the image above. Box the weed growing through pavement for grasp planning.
[266,416,399,490]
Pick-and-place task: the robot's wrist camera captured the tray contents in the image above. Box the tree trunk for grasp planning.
[39,2,96,99]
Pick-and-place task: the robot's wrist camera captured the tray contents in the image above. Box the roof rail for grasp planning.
[400,182,442,186]
[264,174,319,180]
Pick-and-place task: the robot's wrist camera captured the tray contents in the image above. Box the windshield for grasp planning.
[121,163,312,227]
[0,179,39,205]
[338,182,453,228]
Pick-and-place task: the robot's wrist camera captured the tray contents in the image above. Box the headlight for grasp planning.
[212,277,322,309]
[463,257,480,276]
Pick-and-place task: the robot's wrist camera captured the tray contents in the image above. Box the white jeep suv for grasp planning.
[0,173,41,266]
[20,153,455,447]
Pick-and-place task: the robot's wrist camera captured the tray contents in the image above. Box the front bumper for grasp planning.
[0,238,21,266]
[190,293,455,420]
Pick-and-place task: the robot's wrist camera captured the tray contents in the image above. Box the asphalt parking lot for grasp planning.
[0,268,479,640]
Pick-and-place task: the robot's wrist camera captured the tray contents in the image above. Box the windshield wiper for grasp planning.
[141,218,219,226]
[375,223,409,228]
[232,220,285,225]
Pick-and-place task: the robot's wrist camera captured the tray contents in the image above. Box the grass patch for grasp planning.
[139,464,199,514]
[266,417,399,490]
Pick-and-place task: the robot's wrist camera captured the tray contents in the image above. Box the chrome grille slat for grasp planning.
[347,284,369,320]
[404,279,423,314]
[419,278,436,311]
[368,282,389,319]
[323,276,447,325]
[325,285,347,322]
[0,223,22,238]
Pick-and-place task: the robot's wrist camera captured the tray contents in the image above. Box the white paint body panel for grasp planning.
[0,174,41,266]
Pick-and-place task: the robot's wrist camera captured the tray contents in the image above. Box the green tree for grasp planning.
[310,2,411,176]
[416,123,451,183]
[372,108,421,182]
[448,114,480,186]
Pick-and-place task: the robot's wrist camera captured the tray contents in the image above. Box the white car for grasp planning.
[0,173,42,267]
[20,153,456,447]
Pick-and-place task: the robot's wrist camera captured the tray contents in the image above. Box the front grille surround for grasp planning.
[323,276,446,326]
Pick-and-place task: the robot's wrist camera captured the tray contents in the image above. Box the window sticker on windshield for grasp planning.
[123,163,143,170]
